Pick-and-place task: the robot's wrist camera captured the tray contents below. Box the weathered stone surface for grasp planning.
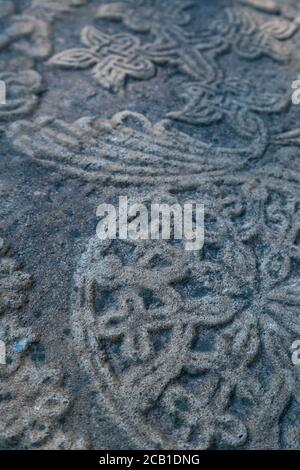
[1,0,300,450]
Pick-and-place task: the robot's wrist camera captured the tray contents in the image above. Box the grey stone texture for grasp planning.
[1,0,300,449]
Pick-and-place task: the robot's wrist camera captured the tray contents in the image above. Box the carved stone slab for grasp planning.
[1,0,300,449]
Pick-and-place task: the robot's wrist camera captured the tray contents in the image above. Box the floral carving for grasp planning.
[0,365,70,449]
[0,240,75,449]
[71,176,300,449]
[162,382,248,449]
[0,70,42,121]
[0,257,32,315]
[45,0,299,110]
[143,29,226,83]
[169,77,289,138]
[94,2,298,91]
[49,26,156,92]
[212,7,297,61]
[97,0,226,83]
[2,0,300,451]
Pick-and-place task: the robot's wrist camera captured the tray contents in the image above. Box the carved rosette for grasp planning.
[71,176,300,449]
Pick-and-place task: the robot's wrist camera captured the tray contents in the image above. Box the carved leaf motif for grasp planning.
[237,0,279,13]
[268,280,300,307]
[48,48,97,68]
[32,0,87,13]
[271,128,300,146]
